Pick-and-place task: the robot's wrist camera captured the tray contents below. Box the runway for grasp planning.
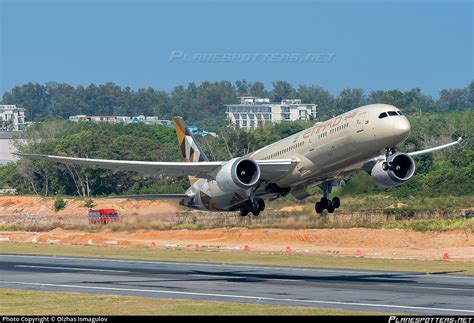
[0,254,473,315]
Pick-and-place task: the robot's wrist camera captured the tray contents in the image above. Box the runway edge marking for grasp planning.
[2,254,473,280]
[15,265,129,273]
[0,280,473,314]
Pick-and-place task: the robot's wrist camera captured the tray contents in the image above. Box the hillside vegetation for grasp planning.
[2,80,473,130]
[0,110,471,199]
[0,80,472,200]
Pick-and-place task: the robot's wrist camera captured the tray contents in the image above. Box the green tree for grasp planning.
[335,88,366,114]
[437,87,469,111]
[249,81,266,97]
[297,85,335,118]
[271,80,295,102]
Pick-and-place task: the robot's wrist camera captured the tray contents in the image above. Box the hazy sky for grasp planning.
[0,0,472,96]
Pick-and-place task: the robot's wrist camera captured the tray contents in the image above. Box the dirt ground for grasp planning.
[0,196,473,261]
[0,196,179,217]
[1,227,473,261]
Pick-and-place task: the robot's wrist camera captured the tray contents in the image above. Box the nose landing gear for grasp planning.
[315,181,341,214]
[382,148,397,171]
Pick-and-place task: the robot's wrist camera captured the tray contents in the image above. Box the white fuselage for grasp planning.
[187,104,411,211]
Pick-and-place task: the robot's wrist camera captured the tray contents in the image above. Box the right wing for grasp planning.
[255,159,297,180]
[15,153,224,179]
[107,193,193,200]
[16,153,296,182]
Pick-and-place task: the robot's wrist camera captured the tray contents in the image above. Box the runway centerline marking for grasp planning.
[0,280,472,314]
[14,265,129,273]
[192,274,300,282]
[378,283,473,292]
[2,254,473,281]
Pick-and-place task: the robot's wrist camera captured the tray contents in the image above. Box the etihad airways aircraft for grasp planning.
[18,104,462,216]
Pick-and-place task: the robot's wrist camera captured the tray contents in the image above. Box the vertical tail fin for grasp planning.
[172,117,209,186]
[172,116,209,163]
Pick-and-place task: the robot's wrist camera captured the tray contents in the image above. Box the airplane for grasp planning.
[17,104,462,216]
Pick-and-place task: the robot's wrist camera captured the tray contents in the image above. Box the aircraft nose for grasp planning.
[393,117,411,139]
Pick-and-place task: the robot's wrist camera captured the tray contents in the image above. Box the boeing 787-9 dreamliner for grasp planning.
[18,104,462,216]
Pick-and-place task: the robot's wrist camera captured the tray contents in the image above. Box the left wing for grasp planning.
[407,137,463,157]
[15,153,296,182]
[362,137,463,171]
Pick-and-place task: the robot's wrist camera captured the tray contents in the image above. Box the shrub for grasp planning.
[54,195,67,212]
[84,198,94,208]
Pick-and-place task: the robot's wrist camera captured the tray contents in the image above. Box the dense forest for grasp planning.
[0,80,472,199]
[0,110,472,198]
[2,80,473,131]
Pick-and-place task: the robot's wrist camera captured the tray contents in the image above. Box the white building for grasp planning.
[0,105,26,131]
[0,131,22,165]
[130,115,172,126]
[68,115,172,126]
[68,115,127,123]
[225,97,317,129]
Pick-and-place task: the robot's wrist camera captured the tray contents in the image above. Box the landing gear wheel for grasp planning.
[256,199,265,212]
[240,208,249,217]
[383,148,397,171]
[241,199,264,217]
[320,197,329,208]
[332,197,340,209]
[240,201,252,217]
[316,180,342,214]
[315,196,340,214]
[315,202,324,214]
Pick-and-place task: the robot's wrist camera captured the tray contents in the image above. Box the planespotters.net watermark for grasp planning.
[169,50,336,63]
[388,317,473,323]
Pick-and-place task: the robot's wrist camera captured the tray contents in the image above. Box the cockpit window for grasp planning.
[397,111,403,115]
[378,112,388,119]
[388,111,398,116]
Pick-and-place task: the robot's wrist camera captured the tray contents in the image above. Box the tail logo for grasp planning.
[184,135,203,162]
[173,116,209,163]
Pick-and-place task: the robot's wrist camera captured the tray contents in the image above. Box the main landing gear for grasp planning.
[315,196,340,214]
[240,199,265,217]
[315,181,341,214]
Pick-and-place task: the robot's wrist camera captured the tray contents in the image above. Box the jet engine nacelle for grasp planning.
[371,153,416,188]
[215,157,261,192]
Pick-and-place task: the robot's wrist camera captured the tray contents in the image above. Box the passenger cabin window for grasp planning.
[378,112,388,119]
[388,111,398,116]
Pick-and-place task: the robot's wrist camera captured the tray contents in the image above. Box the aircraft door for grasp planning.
[356,112,366,133]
